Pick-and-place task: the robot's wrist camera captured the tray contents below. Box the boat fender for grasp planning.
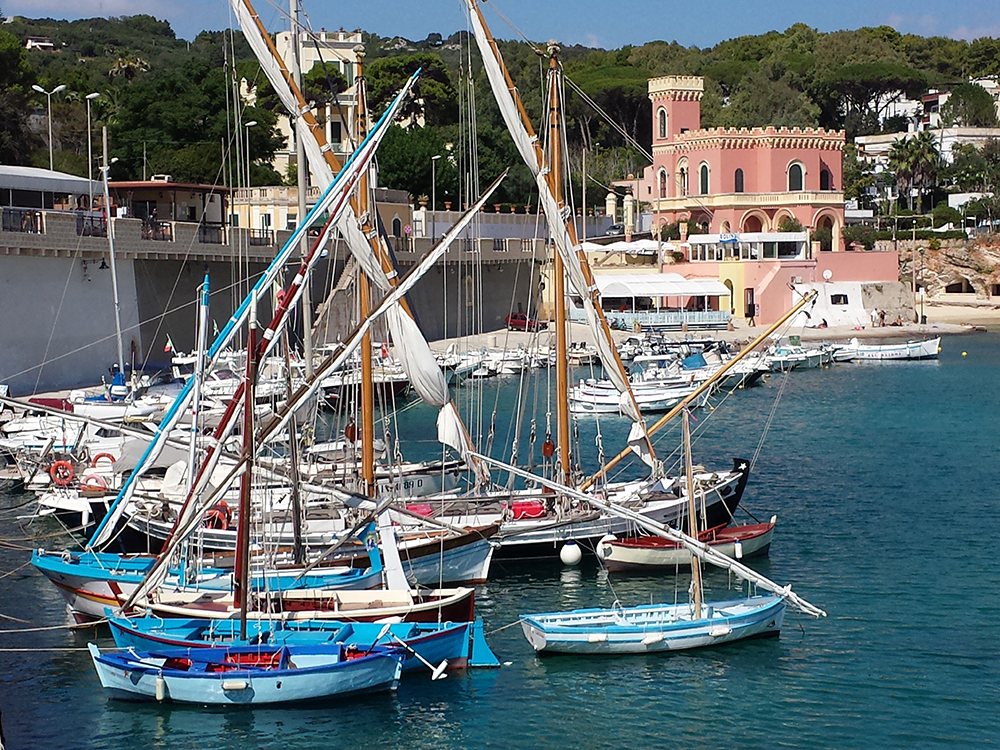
[203,501,231,530]
[90,453,116,468]
[155,674,166,701]
[49,460,75,487]
[559,541,582,566]
[596,533,616,559]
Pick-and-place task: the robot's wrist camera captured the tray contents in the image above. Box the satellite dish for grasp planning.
[822,269,833,281]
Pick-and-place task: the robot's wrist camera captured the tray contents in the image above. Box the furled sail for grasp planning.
[232,0,487,480]
[464,0,653,466]
[88,76,417,550]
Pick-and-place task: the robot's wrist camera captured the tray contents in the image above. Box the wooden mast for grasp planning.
[465,0,654,463]
[683,409,702,618]
[547,44,571,486]
[355,46,376,498]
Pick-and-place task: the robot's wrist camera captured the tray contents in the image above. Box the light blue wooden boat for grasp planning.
[107,615,501,670]
[520,594,785,654]
[88,642,404,704]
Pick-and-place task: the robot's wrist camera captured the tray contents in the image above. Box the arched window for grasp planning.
[699,164,709,195]
[677,159,689,197]
[658,169,668,198]
[788,163,804,191]
[657,108,667,139]
[734,168,744,193]
[392,216,402,237]
[820,168,832,191]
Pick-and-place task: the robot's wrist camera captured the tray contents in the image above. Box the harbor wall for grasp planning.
[0,255,141,395]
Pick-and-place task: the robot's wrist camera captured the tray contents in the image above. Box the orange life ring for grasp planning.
[49,460,75,487]
[90,452,116,468]
[81,473,108,492]
[203,501,231,531]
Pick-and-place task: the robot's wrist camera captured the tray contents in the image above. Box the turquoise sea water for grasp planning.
[2,332,998,749]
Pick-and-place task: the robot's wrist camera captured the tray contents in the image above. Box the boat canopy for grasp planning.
[594,273,732,299]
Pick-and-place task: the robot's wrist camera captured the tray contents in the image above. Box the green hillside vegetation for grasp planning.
[1,12,999,211]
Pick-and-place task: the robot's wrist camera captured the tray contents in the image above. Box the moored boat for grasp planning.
[599,518,776,572]
[88,641,404,704]
[520,594,786,654]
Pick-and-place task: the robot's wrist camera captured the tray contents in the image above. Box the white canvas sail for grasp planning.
[464,0,652,465]
[232,0,487,477]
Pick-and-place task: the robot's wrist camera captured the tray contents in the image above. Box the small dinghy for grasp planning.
[88,642,404,704]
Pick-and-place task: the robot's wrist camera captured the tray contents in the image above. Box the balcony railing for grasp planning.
[2,208,43,234]
[76,214,107,237]
[198,221,225,244]
[141,219,172,242]
[248,228,273,246]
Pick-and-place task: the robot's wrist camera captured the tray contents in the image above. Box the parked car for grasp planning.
[505,312,546,331]
[605,223,624,236]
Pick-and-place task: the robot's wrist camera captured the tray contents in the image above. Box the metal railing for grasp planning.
[2,208,43,234]
[198,221,225,244]
[141,220,172,242]
[248,228,273,246]
[76,214,107,237]
[569,307,731,330]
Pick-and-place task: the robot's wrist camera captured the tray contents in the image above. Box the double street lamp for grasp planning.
[32,83,66,171]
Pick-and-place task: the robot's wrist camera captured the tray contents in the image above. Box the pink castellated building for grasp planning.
[619,75,898,326]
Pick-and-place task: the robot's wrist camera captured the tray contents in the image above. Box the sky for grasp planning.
[4,0,1000,48]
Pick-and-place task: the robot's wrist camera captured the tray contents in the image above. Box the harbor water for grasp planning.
[2,332,998,748]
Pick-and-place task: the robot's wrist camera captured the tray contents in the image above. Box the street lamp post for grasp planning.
[86,92,100,213]
[32,83,66,171]
[431,154,441,241]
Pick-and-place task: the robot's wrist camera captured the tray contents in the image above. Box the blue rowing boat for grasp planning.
[520,594,785,654]
[88,642,404,704]
[107,614,500,670]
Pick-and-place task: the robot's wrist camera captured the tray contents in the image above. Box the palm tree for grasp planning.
[888,132,940,212]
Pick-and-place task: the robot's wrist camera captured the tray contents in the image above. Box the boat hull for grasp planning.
[520,595,786,654]
[108,617,475,672]
[89,643,403,704]
[601,522,775,572]
[854,337,940,361]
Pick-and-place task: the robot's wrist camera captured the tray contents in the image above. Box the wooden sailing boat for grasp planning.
[519,411,787,654]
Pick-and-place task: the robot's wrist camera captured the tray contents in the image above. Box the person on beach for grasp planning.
[871,308,879,327]
[879,309,886,327]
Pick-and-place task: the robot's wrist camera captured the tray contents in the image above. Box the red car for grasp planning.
[505,312,546,331]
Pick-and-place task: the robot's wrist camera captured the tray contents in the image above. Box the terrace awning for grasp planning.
[594,273,732,298]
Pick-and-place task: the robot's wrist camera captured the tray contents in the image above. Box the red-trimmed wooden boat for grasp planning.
[599,517,776,572]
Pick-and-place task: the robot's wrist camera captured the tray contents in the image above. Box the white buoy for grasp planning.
[734,540,744,559]
[560,540,583,566]
[596,533,616,559]
[155,675,166,702]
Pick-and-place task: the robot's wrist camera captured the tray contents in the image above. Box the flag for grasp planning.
[164,335,175,353]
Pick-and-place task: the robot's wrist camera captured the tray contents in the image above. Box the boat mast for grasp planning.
[355,46,376,498]
[289,0,314,379]
[235,293,259,640]
[682,409,702,618]
[546,44,571,486]
[100,126,125,372]
[187,273,210,491]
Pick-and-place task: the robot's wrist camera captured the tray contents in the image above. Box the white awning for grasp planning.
[0,165,101,195]
[594,273,732,298]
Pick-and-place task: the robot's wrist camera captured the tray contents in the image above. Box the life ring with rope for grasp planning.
[203,501,232,531]
[90,453,116,469]
[49,460,75,487]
